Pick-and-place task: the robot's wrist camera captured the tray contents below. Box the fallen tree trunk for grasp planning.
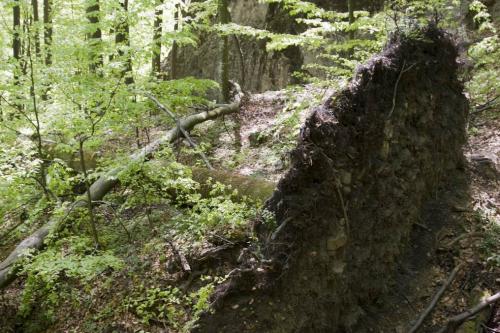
[0,102,239,289]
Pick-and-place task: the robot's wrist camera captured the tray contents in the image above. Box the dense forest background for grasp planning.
[0,0,499,332]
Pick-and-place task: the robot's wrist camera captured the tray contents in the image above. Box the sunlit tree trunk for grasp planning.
[348,0,355,39]
[152,0,163,78]
[86,0,103,72]
[43,0,52,65]
[115,0,140,146]
[115,0,134,85]
[31,0,41,56]
[170,3,180,80]
[26,23,50,198]
[79,138,100,249]
[218,0,230,102]
[13,0,21,81]
[41,0,52,101]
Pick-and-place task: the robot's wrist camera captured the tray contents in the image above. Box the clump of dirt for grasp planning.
[193,25,470,332]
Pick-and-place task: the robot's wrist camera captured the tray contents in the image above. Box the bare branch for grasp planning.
[437,292,500,333]
[146,93,214,170]
[408,263,464,333]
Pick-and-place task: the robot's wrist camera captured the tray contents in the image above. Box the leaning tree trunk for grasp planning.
[192,26,469,333]
[0,102,239,289]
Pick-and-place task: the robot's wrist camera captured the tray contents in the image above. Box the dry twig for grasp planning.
[408,263,464,333]
[437,292,500,333]
[166,238,191,273]
[388,60,417,118]
[442,232,483,249]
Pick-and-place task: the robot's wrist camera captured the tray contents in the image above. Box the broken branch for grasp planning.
[438,292,500,333]
[145,93,214,170]
[166,238,191,273]
[408,263,464,333]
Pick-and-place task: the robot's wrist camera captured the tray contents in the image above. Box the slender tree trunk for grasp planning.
[170,3,180,80]
[13,0,21,81]
[170,41,177,80]
[86,0,103,72]
[27,24,49,198]
[218,0,230,103]
[43,0,52,66]
[115,0,139,146]
[31,0,41,56]
[152,0,163,78]
[79,139,100,248]
[233,35,245,85]
[20,18,29,76]
[115,0,133,85]
[41,0,52,101]
[347,0,355,39]
[170,4,181,80]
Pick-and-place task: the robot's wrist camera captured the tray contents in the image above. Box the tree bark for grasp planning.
[13,0,21,82]
[115,0,134,85]
[86,0,103,72]
[31,0,41,56]
[170,3,180,80]
[152,0,163,78]
[218,0,230,102]
[0,102,240,290]
[43,0,52,66]
[347,0,355,39]
[79,138,100,248]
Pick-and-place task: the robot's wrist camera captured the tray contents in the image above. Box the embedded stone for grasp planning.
[340,171,352,185]
[327,233,347,252]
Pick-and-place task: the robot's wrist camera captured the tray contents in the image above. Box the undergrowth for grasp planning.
[11,147,261,332]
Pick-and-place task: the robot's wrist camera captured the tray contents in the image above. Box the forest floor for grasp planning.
[209,86,329,182]
[0,85,498,333]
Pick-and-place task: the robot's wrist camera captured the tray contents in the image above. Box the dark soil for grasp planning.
[193,26,470,333]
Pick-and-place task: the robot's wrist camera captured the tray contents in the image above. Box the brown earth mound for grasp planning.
[193,26,469,333]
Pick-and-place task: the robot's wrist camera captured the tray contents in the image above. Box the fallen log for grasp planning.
[146,93,214,170]
[0,102,239,290]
